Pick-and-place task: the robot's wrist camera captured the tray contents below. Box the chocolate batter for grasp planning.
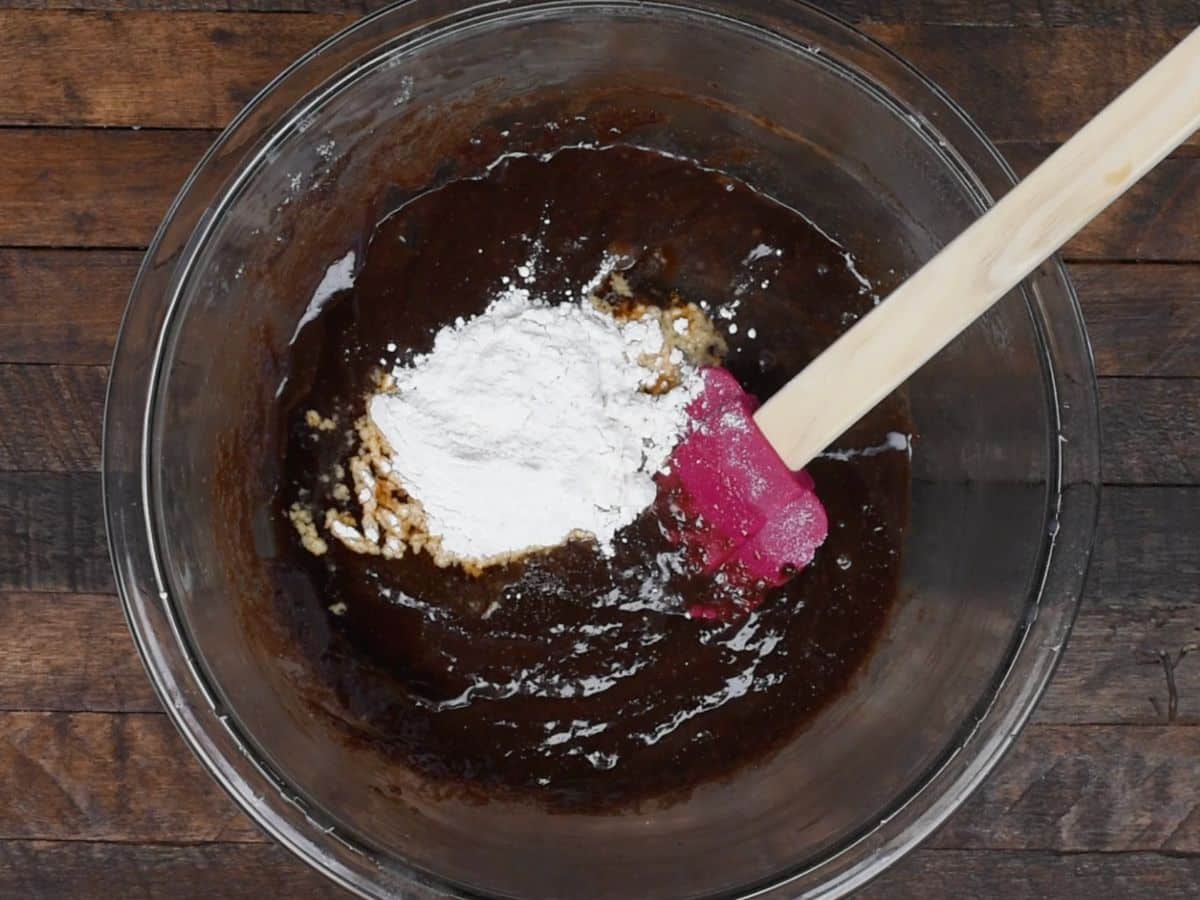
[272,145,910,812]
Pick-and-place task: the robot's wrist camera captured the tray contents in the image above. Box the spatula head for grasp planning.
[658,367,828,619]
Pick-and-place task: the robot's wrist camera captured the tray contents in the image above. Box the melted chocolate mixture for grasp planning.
[272,145,910,812]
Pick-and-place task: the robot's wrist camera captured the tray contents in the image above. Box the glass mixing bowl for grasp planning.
[104,1,1101,897]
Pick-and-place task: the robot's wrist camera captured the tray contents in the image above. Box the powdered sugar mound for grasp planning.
[368,292,702,563]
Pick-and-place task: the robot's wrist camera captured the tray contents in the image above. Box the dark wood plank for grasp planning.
[1,469,1192,601]
[0,843,1196,900]
[0,712,261,842]
[0,841,344,900]
[1,131,1198,259]
[1003,145,1200,261]
[0,491,1187,843]
[1100,379,1200,486]
[0,12,351,128]
[0,473,111,593]
[841,1,1200,27]
[0,572,1192,723]
[4,578,1194,725]
[2,364,1192,480]
[0,0,366,7]
[0,14,1196,143]
[865,850,1200,898]
[1037,603,1200,726]
[4,253,1195,375]
[0,3,1190,891]
[0,0,1195,26]
[0,129,213,248]
[0,516,1183,727]
[1076,264,1200,377]
[0,366,105,472]
[0,710,1193,851]
[1088,487,1200,607]
[1,367,107,473]
[866,25,1197,146]
[1,475,1193,721]
[0,593,158,713]
[0,250,134,364]
[1071,157,1200,261]
[933,724,1200,853]
[0,472,1191,720]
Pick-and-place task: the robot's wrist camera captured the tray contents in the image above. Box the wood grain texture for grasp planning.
[0,841,345,899]
[0,250,134,364]
[0,473,111,593]
[0,593,158,712]
[3,134,1197,259]
[0,0,368,7]
[0,13,1197,143]
[759,27,1200,470]
[865,850,1200,898]
[0,506,1193,721]
[2,580,1195,724]
[0,712,261,842]
[1,477,1192,603]
[3,365,1193,479]
[0,12,350,128]
[0,366,105,472]
[0,485,1193,726]
[0,710,1193,851]
[0,2,1195,893]
[0,844,1197,900]
[0,366,107,472]
[3,252,1196,373]
[1037,603,1200,726]
[866,25,1199,146]
[0,129,1197,260]
[931,725,1200,852]
[0,130,213,248]
[1075,264,1200,377]
[1003,144,1200,261]
[1088,487,1199,607]
[1101,379,1200,485]
[841,1,1200,27]
[0,0,1193,27]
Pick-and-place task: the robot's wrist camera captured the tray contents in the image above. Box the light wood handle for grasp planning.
[755,26,1200,470]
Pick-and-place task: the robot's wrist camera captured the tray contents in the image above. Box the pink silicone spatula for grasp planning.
[665,27,1200,619]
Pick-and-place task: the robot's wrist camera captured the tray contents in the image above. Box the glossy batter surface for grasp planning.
[272,145,910,811]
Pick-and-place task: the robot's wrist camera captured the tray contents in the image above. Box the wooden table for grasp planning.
[1,1,1197,896]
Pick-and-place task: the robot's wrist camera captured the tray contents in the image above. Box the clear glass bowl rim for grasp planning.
[103,1,1102,897]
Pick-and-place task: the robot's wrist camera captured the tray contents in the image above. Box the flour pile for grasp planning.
[361,289,704,564]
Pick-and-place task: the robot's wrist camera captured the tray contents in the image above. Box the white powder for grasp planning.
[292,250,355,341]
[819,431,911,462]
[368,291,700,563]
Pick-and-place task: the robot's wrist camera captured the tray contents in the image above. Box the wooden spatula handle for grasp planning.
[754,27,1200,471]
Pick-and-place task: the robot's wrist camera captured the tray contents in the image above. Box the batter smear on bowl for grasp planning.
[273,144,912,811]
